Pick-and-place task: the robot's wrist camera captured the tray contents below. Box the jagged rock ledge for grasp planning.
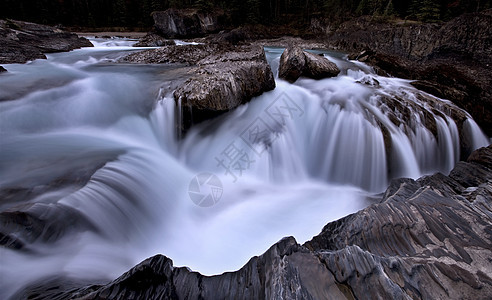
[323,10,492,136]
[19,144,492,299]
[0,19,92,65]
[173,45,275,134]
[123,44,275,135]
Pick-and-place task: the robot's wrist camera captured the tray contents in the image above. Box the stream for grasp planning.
[0,38,488,298]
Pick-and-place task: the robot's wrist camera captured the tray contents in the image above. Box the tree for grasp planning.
[194,0,213,12]
[247,0,262,23]
[112,0,128,26]
[420,0,441,21]
[410,0,441,22]
[383,0,396,16]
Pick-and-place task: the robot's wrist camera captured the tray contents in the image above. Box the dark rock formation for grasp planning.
[328,10,491,63]
[174,45,276,133]
[0,152,121,251]
[133,32,175,47]
[0,204,96,251]
[278,45,340,82]
[278,45,305,82]
[327,10,492,136]
[121,43,225,65]
[122,42,275,134]
[303,51,340,79]
[0,66,6,72]
[152,9,226,39]
[305,146,492,299]
[0,19,92,64]
[210,27,251,45]
[18,143,492,299]
[209,24,288,45]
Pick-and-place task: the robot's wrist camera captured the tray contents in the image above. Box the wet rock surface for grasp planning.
[0,152,122,252]
[0,19,92,64]
[303,51,340,79]
[278,44,340,82]
[278,45,305,82]
[122,43,224,65]
[174,45,276,133]
[328,10,492,136]
[20,144,492,299]
[123,43,275,134]
[152,8,226,39]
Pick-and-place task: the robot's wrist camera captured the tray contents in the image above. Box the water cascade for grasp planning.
[0,39,488,299]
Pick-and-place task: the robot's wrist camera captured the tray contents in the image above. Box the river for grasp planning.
[0,38,488,298]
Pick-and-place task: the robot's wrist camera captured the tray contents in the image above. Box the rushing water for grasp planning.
[0,39,489,298]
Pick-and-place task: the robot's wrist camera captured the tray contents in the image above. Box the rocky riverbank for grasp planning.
[0,19,92,65]
[1,12,491,299]
[124,7,492,138]
[320,10,492,136]
[15,144,492,299]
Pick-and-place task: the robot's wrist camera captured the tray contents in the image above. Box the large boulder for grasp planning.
[152,9,226,39]
[19,144,492,299]
[303,51,340,79]
[278,45,305,82]
[0,19,92,64]
[278,45,340,83]
[326,10,492,63]
[174,45,276,133]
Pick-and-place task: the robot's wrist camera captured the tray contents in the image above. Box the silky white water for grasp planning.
[0,39,488,298]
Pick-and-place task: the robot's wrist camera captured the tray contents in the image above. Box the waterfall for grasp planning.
[0,39,488,299]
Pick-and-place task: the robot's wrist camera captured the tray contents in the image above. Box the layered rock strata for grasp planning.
[0,19,92,65]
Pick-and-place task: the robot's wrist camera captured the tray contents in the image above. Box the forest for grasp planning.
[0,0,491,29]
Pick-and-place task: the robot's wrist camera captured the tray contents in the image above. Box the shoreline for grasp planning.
[75,31,148,39]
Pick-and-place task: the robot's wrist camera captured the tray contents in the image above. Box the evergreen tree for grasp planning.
[383,0,396,16]
[195,0,213,12]
[247,0,262,23]
[409,0,441,22]
[2,0,491,28]
[113,0,128,26]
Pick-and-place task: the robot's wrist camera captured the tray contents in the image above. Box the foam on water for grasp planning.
[0,42,489,299]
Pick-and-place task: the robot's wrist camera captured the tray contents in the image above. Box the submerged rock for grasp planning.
[0,19,92,64]
[19,143,492,298]
[278,45,340,82]
[0,66,6,72]
[174,45,276,133]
